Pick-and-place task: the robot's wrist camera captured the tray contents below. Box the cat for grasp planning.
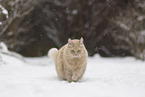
[48,38,88,82]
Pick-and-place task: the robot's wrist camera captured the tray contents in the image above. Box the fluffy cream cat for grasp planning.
[48,38,88,82]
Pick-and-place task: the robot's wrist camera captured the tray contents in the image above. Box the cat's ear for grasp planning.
[80,37,83,46]
[68,38,72,47]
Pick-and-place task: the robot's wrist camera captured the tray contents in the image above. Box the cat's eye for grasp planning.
[77,50,81,52]
[71,50,75,52]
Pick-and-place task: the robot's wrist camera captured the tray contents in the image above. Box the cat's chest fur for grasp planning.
[63,53,86,71]
[66,57,82,66]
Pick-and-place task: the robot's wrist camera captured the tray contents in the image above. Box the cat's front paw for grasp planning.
[72,75,78,81]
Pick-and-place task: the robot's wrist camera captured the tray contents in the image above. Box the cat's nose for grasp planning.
[74,53,78,58]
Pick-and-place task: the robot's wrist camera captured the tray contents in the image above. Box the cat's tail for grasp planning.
[48,48,58,62]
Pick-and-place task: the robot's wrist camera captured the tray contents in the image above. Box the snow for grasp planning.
[0,43,145,97]
[0,5,8,18]
[72,10,77,15]
[137,16,145,21]
[0,42,8,52]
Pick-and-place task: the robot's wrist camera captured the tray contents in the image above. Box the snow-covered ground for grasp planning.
[0,44,145,97]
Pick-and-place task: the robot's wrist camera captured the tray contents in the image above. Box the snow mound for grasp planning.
[0,42,25,65]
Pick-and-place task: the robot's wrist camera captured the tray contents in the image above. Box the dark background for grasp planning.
[0,0,145,60]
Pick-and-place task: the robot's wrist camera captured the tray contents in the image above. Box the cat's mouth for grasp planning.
[74,55,78,58]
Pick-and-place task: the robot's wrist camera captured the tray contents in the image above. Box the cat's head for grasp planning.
[67,37,85,58]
